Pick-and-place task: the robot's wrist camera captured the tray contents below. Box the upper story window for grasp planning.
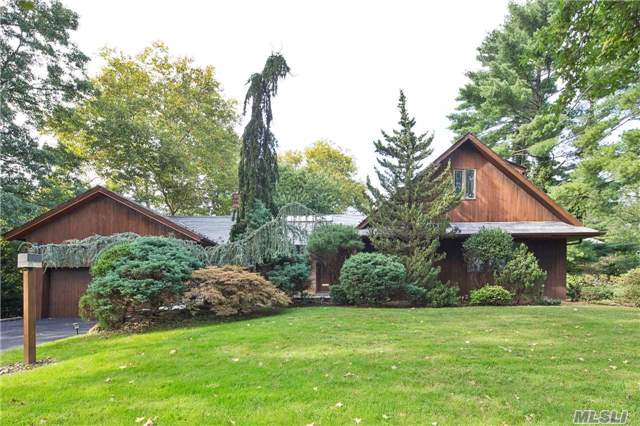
[454,169,476,200]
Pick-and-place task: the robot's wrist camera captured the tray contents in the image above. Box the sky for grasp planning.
[65,0,511,181]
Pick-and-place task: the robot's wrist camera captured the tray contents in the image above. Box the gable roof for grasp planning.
[436,133,581,226]
[358,133,586,230]
[3,186,213,244]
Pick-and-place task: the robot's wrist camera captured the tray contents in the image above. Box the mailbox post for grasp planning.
[17,253,43,364]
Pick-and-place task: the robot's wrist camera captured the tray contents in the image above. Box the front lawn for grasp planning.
[1,305,639,425]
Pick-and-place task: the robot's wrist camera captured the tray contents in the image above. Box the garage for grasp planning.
[4,186,213,318]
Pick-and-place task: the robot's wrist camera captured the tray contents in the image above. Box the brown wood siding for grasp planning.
[447,144,562,222]
[21,195,191,244]
[46,268,91,317]
[439,238,567,299]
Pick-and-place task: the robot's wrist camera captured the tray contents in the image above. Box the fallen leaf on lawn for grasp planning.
[129,380,135,384]
[391,365,398,370]
[313,387,318,391]
[169,349,177,355]
[119,365,127,369]
[306,423,315,426]
[344,372,355,377]
[354,418,362,424]
[610,365,617,370]
[144,419,154,426]
[382,414,391,420]
[465,340,470,344]
[335,402,344,408]
[623,360,629,364]
[105,377,112,383]
[514,394,520,400]
[231,358,240,362]
[578,357,585,362]
[135,417,145,423]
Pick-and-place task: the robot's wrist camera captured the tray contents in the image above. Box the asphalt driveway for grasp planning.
[0,317,95,351]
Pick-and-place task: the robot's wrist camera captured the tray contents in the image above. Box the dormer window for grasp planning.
[454,169,476,200]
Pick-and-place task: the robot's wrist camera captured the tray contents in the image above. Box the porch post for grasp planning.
[18,253,43,364]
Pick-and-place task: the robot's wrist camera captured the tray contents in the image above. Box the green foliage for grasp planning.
[469,285,513,306]
[538,296,561,306]
[278,140,368,212]
[581,286,614,303]
[448,0,562,189]
[275,164,347,214]
[82,237,203,328]
[367,90,459,301]
[422,284,460,308]
[495,244,547,302]
[237,53,290,220]
[548,1,640,101]
[336,253,406,305]
[0,240,22,317]
[616,268,640,307]
[566,275,583,302]
[307,224,363,257]
[247,200,273,231]
[329,284,349,305]
[29,233,141,268]
[462,228,514,273]
[266,254,310,295]
[50,42,239,215]
[183,266,290,316]
[1,0,89,233]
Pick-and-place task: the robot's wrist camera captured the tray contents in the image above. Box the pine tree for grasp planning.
[235,53,290,236]
[367,91,459,306]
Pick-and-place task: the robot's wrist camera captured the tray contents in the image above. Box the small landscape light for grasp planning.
[73,323,80,335]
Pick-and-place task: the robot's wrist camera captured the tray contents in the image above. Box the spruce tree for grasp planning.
[235,53,290,236]
[367,90,459,306]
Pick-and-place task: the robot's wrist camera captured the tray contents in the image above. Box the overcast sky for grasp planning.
[65,0,511,181]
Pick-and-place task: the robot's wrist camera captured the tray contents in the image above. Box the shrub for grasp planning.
[538,296,561,306]
[307,224,364,257]
[566,274,583,301]
[183,266,290,316]
[424,283,459,307]
[266,254,310,295]
[495,244,547,302]
[337,253,406,305]
[463,228,513,273]
[329,284,349,305]
[469,285,513,306]
[581,285,614,302]
[81,237,202,328]
[617,267,640,307]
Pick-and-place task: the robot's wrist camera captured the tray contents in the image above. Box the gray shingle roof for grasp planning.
[358,221,603,238]
[165,216,234,244]
[165,212,367,245]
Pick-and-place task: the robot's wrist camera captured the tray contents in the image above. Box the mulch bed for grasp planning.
[0,357,55,376]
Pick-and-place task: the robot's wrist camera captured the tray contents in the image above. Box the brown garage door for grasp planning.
[47,268,91,317]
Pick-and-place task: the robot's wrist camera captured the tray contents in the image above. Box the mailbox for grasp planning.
[17,253,43,268]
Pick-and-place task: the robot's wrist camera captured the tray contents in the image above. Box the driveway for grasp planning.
[0,317,96,351]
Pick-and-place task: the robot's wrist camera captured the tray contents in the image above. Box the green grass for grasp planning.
[1,305,639,425]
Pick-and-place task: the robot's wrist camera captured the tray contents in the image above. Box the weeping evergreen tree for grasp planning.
[367,90,460,306]
[234,53,290,238]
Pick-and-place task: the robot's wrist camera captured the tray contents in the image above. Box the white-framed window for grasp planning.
[454,169,476,200]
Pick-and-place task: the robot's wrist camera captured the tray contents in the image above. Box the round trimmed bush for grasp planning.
[337,253,406,305]
[266,254,310,295]
[469,285,513,306]
[80,237,203,328]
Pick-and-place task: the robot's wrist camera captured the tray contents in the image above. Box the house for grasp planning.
[3,186,364,317]
[5,133,602,317]
[355,133,603,299]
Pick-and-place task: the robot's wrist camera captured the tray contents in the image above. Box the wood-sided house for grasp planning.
[4,133,602,317]
[357,133,603,299]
